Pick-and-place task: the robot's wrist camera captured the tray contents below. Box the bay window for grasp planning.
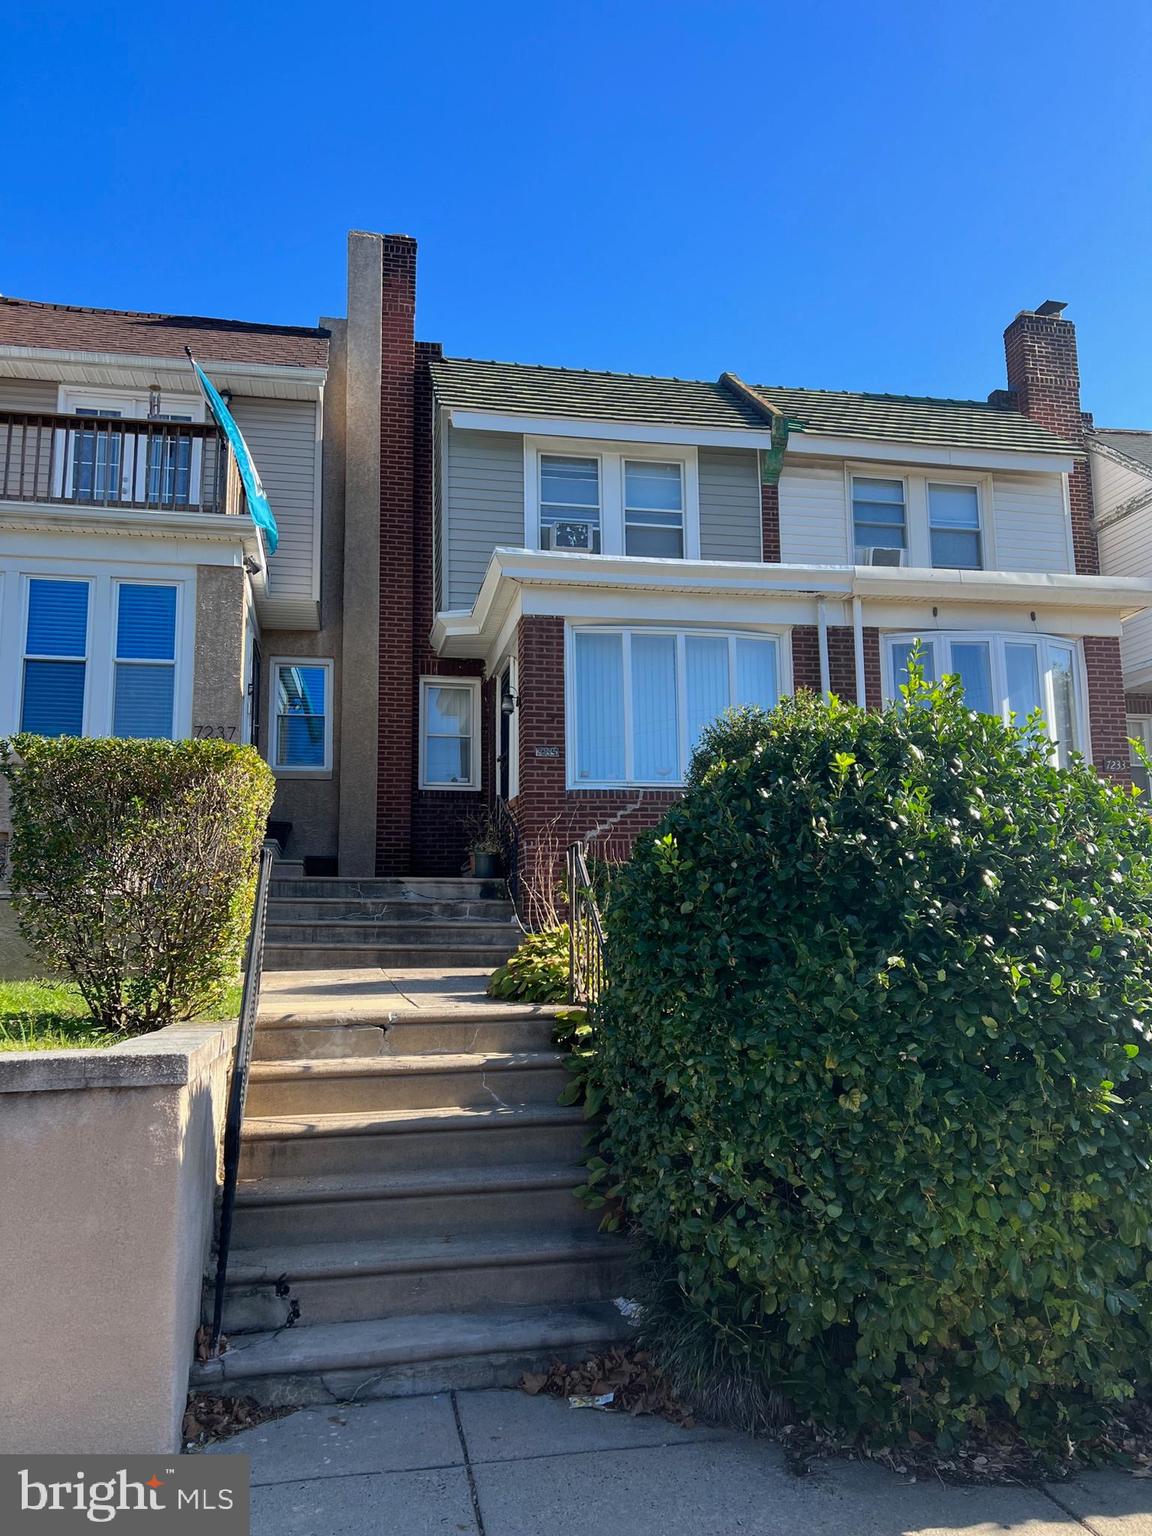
[886,632,1083,765]
[569,627,780,787]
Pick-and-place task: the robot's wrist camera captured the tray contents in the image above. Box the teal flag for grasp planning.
[187,353,279,555]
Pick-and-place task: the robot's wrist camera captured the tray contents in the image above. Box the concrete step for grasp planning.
[231,1163,599,1246]
[214,1230,631,1331]
[190,1302,635,1405]
[265,921,518,947]
[267,898,515,922]
[245,1051,568,1116]
[262,943,517,970]
[239,1105,590,1179]
[252,1007,560,1061]
[269,877,507,902]
[252,1022,388,1061]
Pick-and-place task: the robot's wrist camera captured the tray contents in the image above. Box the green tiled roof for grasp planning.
[428,355,1082,457]
[429,357,768,430]
[752,384,1082,456]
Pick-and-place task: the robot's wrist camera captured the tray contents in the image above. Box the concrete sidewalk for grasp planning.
[201,1387,1152,1535]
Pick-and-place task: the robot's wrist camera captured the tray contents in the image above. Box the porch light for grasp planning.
[500,692,519,717]
[147,382,162,418]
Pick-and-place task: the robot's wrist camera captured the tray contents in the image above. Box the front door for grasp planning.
[497,665,513,801]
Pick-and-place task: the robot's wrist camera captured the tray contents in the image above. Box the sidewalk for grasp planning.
[201,1387,1152,1535]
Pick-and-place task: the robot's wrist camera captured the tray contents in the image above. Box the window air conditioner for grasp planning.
[543,521,596,552]
[855,546,905,568]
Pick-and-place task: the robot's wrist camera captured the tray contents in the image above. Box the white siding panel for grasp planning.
[991,471,1071,574]
[698,447,761,561]
[0,377,58,411]
[778,459,849,565]
[230,397,318,604]
[1093,451,1151,516]
[1122,608,1152,688]
[1093,449,1152,582]
[446,427,524,610]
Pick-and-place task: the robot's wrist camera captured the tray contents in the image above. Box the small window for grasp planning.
[273,661,332,773]
[1128,716,1152,798]
[21,578,89,736]
[540,456,601,551]
[624,460,684,557]
[929,483,982,569]
[852,477,906,555]
[113,584,178,739]
[420,678,481,789]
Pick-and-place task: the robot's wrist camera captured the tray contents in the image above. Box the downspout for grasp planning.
[816,599,831,699]
[852,595,867,707]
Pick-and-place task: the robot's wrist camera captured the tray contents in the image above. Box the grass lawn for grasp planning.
[0,979,244,1052]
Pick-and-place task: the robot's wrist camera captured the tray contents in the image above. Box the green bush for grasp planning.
[588,682,1152,1445]
[488,926,570,1002]
[1,736,275,1034]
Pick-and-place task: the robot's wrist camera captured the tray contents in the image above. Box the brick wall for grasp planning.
[1003,309,1099,576]
[1083,635,1132,785]
[791,625,883,706]
[761,481,781,562]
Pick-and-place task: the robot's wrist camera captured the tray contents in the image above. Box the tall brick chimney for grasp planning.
[1002,302,1099,574]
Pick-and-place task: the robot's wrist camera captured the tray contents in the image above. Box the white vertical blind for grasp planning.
[631,634,678,781]
[574,631,625,782]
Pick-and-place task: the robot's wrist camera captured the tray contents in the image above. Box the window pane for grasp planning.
[854,478,904,504]
[1049,645,1078,768]
[278,715,326,767]
[853,479,906,549]
[734,638,778,710]
[574,631,625,782]
[277,664,327,720]
[625,462,682,511]
[685,636,730,750]
[631,634,678,781]
[113,664,174,739]
[929,484,980,527]
[116,584,176,661]
[426,736,471,784]
[931,528,982,568]
[27,579,88,656]
[891,640,936,691]
[856,523,907,549]
[949,642,994,714]
[21,660,85,736]
[425,685,472,738]
[625,523,684,557]
[1006,643,1042,726]
[540,456,599,508]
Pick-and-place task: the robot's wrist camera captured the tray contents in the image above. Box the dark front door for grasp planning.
[497,665,513,801]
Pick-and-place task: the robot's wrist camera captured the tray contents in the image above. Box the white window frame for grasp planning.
[1128,714,1152,797]
[881,630,1088,762]
[268,657,334,778]
[564,623,789,790]
[20,575,92,737]
[494,654,519,801]
[927,479,984,570]
[844,464,995,570]
[2,563,194,741]
[108,578,181,740]
[525,438,701,560]
[419,675,482,791]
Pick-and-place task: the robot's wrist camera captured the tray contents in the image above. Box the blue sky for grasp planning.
[3,1,1151,423]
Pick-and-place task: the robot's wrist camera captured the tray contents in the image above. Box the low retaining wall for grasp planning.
[0,1019,236,1453]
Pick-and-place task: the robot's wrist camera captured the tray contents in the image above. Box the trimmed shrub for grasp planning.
[588,681,1152,1445]
[1,736,275,1034]
[488,926,570,1002]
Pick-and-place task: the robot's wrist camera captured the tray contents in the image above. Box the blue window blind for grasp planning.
[21,580,89,736]
[275,665,328,768]
[113,584,177,738]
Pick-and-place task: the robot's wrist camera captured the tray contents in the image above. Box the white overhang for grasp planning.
[446,408,774,451]
[0,345,326,401]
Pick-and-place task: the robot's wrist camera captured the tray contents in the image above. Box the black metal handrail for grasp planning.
[567,842,607,1006]
[207,840,276,1352]
[493,797,522,915]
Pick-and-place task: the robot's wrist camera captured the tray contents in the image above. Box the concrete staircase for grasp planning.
[191,1000,633,1405]
[263,874,521,971]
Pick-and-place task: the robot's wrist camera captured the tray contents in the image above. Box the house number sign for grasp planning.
[534,745,561,758]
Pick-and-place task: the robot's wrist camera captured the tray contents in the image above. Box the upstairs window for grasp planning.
[539,456,601,552]
[113,583,177,738]
[624,460,684,557]
[852,477,906,562]
[929,482,982,568]
[21,578,89,736]
[273,661,332,773]
[887,632,1081,766]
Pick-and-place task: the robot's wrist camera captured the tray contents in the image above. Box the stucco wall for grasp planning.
[0,1021,235,1453]
[191,563,248,743]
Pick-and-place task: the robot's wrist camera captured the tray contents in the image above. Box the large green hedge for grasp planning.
[588,680,1152,1444]
[1,736,275,1033]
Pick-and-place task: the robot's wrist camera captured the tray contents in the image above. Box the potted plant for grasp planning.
[464,808,503,879]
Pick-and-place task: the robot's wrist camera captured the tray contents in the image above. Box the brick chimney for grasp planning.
[1002,303,1099,574]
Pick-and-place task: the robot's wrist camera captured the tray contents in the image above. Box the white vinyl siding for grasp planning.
[230,396,319,618]
[992,471,1072,573]
[779,459,851,564]
[697,447,761,561]
[0,377,59,412]
[444,427,524,610]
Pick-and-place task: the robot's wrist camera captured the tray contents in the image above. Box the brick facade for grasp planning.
[1003,309,1100,576]
[760,481,781,562]
[1084,635,1132,785]
[790,625,882,707]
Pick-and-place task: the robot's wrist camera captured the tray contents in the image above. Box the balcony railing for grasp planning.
[0,409,237,515]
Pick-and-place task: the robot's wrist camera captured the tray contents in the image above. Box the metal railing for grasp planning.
[207,840,276,1353]
[493,797,522,914]
[0,409,233,514]
[567,841,607,1006]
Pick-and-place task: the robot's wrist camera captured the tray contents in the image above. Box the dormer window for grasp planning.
[539,455,601,552]
[928,482,982,569]
[624,460,684,557]
[852,477,906,562]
